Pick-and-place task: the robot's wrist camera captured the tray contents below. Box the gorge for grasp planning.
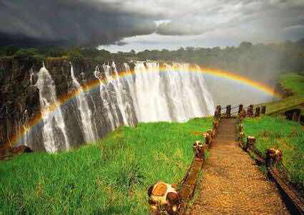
[0,58,224,152]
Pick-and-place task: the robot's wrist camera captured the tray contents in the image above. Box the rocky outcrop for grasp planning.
[0,57,41,148]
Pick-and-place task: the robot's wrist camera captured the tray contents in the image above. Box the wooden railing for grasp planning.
[237,119,304,215]
[213,104,267,119]
[147,117,220,215]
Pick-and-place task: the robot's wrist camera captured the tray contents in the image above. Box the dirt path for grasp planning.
[188,118,289,215]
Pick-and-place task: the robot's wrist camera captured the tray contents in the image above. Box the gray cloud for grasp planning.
[0,0,303,47]
[155,0,304,40]
[0,0,156,46]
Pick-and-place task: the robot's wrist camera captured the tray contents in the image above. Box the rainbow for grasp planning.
[9,65,281,147]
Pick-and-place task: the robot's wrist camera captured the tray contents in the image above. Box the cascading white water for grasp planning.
[194,65,215,114]
[36,64,70,152]
[94,66,117,130]
[70,65,96,143]
[122,62,215,122]
[29,68,34,85]
[111,62,130,125]
[22,61,214,152]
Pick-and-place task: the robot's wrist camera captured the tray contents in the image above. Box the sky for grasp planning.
[0,0,303,52]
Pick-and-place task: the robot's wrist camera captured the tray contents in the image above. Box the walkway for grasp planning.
[188,118,289,215]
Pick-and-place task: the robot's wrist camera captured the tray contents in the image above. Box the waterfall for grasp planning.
[70,65,96,143]
[110,62,130,125]
[124,62,215,122]
[35,64,70,152]
[22,61,214,152]
[94,66,117,130]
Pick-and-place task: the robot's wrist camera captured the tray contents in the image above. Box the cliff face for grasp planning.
[0,56,136,151]
[0,57,40,148]
[0,57,95,149]
[0,58,217,153]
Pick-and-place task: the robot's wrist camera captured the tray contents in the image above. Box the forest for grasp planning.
[0,39,303,83]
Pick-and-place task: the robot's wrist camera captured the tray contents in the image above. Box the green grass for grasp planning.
[259,95,304,115]
[279,73,304,97]
[0,118,212,215]
[243,116,304,190]
[258,73,304,115]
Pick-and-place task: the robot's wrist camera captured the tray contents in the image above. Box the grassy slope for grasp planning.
[245,73,304,192]
[244,116,304,189]
[279,73,304,97]
[0,118,212,215]
[259,73,304,115]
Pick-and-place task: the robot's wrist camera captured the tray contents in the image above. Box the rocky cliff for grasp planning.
[0,57,125,149]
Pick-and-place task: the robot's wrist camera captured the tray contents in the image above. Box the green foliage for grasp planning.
[0,118,212,214]
[1,39,304,79]
[67,48,85,63]
[257,73,304,115]
[279,73,304,97]
[38,47,67,57]
[11,48,44,62]
[244,116,304,190]
[0,46,19,56]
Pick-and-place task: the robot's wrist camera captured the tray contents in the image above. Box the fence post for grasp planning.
[238,104,243,114]
[245,136,256,151]
[247,105,254,117]
[226,105,231,118]
[266,148,283,168]
[193,141,205,160]
[255,107,261,117]
[217,105,221,118]
[204,131,212,146]
[261,106,266,114]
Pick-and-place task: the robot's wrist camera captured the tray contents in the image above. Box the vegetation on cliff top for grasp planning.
[0,39,304,80]
[0,118,211,214]
[279,73,304,97]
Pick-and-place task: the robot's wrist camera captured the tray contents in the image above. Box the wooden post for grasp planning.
[204,132,212,146]
[255,107,261,117]
[239,109,246,121]
[245,136,256,151]
[238,104,243,114]
[216,105,221,118]
[261,106,266,114]
[193,141,205,160]
[247,105,254,117]
[226,105,231,118]
[266,148,283,168]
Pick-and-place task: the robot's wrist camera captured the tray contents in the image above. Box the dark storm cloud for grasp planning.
[0,0,156,47]
[0,0,303,47]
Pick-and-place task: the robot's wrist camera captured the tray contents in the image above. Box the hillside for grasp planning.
[244,116,304,193]
[0,118,212,214]
[257,73,304,115]
[244,72,304,195]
